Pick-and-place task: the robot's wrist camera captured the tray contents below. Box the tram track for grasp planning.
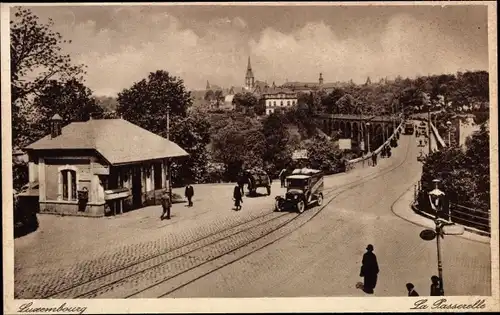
[44,138,411,299]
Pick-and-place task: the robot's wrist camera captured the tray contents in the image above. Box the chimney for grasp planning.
[50,114,63,139]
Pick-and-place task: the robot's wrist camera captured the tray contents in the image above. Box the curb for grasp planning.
[410,202,491,238]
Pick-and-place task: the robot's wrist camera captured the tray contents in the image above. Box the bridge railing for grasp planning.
[429,121,447,149]
[346,121,404,170]
[413,184,490,237]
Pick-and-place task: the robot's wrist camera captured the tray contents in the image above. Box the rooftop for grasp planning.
[25,118,189,165]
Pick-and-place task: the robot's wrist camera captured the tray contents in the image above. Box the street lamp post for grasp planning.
[427,107,432,154]
[419,179,464,297]
[166,105,172,200]
[446,120,452,147]
[366,122,371,153]
[428,179,446,295]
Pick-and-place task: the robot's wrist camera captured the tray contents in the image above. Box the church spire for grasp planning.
[245,56,255,90]
[206,80,210,90]
[319,72,324,86]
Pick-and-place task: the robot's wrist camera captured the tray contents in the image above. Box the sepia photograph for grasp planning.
[2,1,498,313]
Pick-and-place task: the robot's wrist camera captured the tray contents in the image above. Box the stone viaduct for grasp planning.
[315,114,403,152]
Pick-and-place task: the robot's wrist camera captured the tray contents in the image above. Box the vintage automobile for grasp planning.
[244,168,271,196]
[404,122,415,135]
[275,168,324,213]
[13,184,39,237]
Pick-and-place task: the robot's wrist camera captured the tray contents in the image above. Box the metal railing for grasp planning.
[413,184,490,236]
[346,122,404,170]
[429,121,447,149]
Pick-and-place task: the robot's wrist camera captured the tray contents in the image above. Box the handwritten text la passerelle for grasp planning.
[18,302,87,314]
[410,298,486,310]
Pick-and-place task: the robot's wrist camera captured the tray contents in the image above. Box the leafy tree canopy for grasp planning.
[116,70,192,136]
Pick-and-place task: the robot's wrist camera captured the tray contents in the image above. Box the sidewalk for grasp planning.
[391,185,490,244]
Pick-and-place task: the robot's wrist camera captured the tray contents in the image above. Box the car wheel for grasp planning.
[317,194,323,206]
[297,200,305,214]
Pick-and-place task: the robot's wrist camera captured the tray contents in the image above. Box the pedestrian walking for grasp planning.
[160,189,171,220]
[430,275,443,296]
[233,185,243,211]
[185,184,194,207]
[371,151,377,167]
[279,168,286,188]
[406,283,419,296]
[360,244,379,294]
[237,173,246,195]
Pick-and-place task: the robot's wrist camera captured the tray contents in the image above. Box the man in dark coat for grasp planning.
[371,151,377,167]
[160,189,171,220]
[233,185,243,210]
[279,169,286,188]
[430,275,443,296]
[406,283,419,296]
[237,173,246,195]
[185,184,194,207]
[360,244,379,294]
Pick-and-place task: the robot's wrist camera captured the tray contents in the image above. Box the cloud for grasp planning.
[249,14,487,86]
[22,8,487,96]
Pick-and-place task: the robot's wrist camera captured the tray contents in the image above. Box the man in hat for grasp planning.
[371,151,378,167]
[406,283,419,296]
[430,275,443,296]
[279,168,286,188]
[185,183,194,207]
[160,189,171,220]
[360,244,379,294]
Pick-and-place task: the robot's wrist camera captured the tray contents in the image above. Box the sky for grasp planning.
[12,4,489,97]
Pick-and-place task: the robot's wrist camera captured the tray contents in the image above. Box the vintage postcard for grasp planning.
[2,1,499,314]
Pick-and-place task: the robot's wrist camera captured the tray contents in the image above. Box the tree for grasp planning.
[32,79,103,138]
[232,92,258,112]
[262,113,293,175]
[322,88,345,113]
[169,109,211,185]
[95,96,119,113]
[204,89,215,101]
[116,70,212,185]
[211,117,265,181]
[335,94,356,114]
[305,135,343,174]
[116,70,192,136]
[421,123,490,211]
[10,8,86,147]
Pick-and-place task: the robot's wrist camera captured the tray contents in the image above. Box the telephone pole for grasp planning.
[166,105,172,200]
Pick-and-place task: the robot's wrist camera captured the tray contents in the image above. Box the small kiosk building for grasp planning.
[22,116,188,217]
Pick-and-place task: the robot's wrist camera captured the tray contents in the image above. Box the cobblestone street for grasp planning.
[13,135,491,299]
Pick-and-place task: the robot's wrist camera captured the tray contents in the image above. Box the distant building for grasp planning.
[22,115,188,217]
[262,87,298,115]
[245,56,255,91]
[200,57,346,113]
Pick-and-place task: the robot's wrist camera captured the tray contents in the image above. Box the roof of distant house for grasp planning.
[262,86,297,96]
[25,118,189,165]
